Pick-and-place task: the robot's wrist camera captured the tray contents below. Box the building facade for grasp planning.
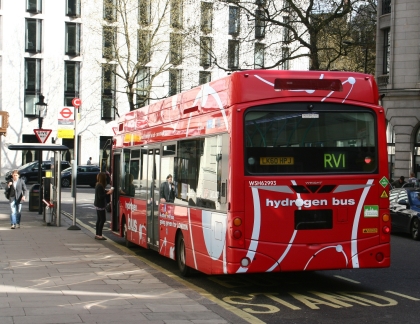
[376,0,420,181]
[0,0,308,175]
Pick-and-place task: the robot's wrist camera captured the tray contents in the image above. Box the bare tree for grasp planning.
[213,0,376,71]
[341,1,377,74]
[97,0,193,112]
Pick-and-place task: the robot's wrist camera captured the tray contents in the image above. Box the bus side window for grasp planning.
[160,143,176,203]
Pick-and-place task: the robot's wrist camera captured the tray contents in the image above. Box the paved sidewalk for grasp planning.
[0,199,243,324]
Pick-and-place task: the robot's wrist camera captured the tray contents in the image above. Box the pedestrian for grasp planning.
[391,176,406,188]
[87,157,92,165]
[6,169,27,229]
[93,172,114,240]
[408,172,417,183]
[159,174,176,203]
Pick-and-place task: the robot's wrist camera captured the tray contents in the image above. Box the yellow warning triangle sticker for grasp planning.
[381,190,388,198]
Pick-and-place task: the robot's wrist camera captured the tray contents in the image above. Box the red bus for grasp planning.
[109,70,390,276]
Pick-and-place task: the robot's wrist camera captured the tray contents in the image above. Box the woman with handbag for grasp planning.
[6,170,27,229]
[93,172,114,240]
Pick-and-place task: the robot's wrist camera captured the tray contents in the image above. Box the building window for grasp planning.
[103,26,116,60]
[170,33,182,65]
[228,39,239,70]
[25,19,42,53]
[66,0,81,17]
[255,0,266,6]
[200,37,212,67]
[139,0,151,25]
[228,7,240,35]
[283,16,290,43]
[138,30,151,63]
[255,9,265,39]
[102,64,116,120]
[136,67,150,109]
[24,58,42,116]
[382,0,391,15]
[170,0,183,29]
[254,43,264,69]
[64,61,80,106]
[26,0,42,13]
[199,71,211,85]
[169,69,182,96]
[282,47,290,70]
[65,23,81,56]
[383,28,390,75]
[201,2,213,33]
[104,0,117,22]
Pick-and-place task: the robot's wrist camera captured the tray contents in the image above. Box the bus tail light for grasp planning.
[382,214,390,222]
[229,214,245,248]
[380,211,390,243]
[233,230,242,239]
[375,252,384,262]
[233,217,242,226]
[382,226,390,234]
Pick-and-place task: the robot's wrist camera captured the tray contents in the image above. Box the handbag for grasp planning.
[4,189,10,200]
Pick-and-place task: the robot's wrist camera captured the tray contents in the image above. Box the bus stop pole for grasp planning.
[56,151,62,227]
[68,104,80,230]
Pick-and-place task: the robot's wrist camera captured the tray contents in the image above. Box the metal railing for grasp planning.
[377,74,389,88]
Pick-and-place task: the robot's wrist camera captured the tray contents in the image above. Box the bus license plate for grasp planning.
[260,157,294,165]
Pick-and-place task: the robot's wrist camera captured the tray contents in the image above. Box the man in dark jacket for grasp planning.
[391,176,407,188]
[6,170,27,229]
[159,174,176,203]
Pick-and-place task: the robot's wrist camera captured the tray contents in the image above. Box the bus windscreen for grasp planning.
[244,103,377,174]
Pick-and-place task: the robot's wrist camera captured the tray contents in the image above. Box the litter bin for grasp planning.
[29,184,40,211]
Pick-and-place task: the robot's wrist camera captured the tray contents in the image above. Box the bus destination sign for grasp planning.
[260,157,294,165]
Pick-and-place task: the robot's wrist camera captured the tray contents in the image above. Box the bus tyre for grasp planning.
[411,218,420,241]
[176,233,191,277]
[123,220,135,248]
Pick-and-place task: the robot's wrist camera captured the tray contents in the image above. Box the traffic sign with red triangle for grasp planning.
[34,129,52,143]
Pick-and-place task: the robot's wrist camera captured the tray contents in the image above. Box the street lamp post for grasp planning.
[35,94,47,215]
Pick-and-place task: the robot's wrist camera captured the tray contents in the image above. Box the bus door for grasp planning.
[146,146,161,250]
[111,151,121,232]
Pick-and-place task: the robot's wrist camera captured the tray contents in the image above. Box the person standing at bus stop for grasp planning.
[6,170,27,229]
[93,172,114,240]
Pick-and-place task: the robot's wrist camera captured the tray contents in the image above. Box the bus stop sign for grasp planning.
[72,98,81,108]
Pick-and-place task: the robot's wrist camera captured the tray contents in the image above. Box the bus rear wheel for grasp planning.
[176,233,191,277]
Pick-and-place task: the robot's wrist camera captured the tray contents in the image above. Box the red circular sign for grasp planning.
[72,98,81,108]
[60,107,73,118]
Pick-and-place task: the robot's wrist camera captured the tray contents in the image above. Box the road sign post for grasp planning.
[68,98,81,231]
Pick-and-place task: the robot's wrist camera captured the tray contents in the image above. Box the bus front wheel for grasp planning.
[176,233,191,276]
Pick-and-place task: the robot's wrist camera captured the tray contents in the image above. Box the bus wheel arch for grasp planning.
[176,230,191,277]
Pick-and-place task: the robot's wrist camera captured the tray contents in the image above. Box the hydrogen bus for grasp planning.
[108,69,390,276]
